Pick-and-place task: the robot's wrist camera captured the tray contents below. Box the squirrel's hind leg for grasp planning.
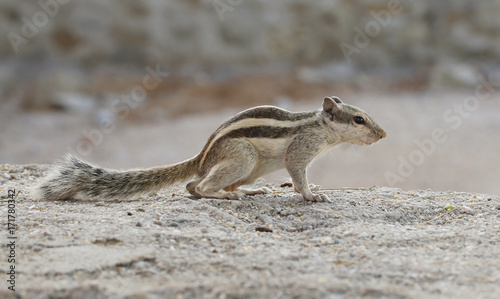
[192,139,257,200]
[187,178,245,199]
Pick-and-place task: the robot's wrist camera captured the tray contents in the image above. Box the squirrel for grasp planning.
[36,96,386,202]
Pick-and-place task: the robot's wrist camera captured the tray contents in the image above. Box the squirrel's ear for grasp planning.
[323,96,342,113]
[329,96,343,104]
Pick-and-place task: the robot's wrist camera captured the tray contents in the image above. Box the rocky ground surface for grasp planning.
[0,164,499,298]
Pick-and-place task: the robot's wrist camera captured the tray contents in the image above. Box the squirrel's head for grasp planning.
[322,96,386,146]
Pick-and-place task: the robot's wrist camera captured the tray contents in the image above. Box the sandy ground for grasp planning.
[1,164,499,298]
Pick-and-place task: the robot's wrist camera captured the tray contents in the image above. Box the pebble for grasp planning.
[385,212,402,221]
[44,232,55,240]
[136,222,143,227]
[460,206,475,215]
[134,261,152,269]
[343,230,353,237]
[255,226,273,233]
[33,245,43,252]
[280,209,296,216]
[230,201,244,209]
[307,221,318,230]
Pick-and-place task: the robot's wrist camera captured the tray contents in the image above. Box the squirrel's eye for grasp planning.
[354,116,365,124]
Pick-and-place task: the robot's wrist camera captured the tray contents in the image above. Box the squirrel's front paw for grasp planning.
[317,193,332,202]
[304,193,331,203]
[295,184,321,193]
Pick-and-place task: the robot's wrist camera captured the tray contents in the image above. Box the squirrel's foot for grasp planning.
[191,188,244,200]
[238,187,272,196]
[229,191,245,200]
[303,193,331,203]
[295,184,321,193]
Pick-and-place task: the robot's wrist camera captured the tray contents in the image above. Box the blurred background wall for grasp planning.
[0,0,499,194]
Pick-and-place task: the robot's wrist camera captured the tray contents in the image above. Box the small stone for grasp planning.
[134,261,152,269]
[342,230,353,237]
[460,206,475,215]
[92,237,122,245]
[33,245,43,252]
[255,226,273,233]
[136,222,143,227]
[9,168,23,173]
[280,209,296,216]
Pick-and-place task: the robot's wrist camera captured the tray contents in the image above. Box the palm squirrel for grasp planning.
[36,96,386,202]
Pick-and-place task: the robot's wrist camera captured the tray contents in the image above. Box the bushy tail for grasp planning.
[36,154,199,200]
